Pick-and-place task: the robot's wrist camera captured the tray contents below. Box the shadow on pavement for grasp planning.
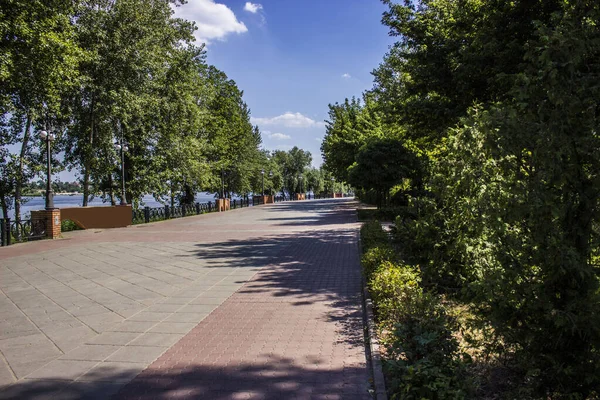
[0,356,371,399]
[189,228,361,305]
[261,199,358,227]
[0,198,371,400]
[117,356,371,399]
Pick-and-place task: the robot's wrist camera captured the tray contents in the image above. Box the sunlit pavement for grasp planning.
[0,199,371,399]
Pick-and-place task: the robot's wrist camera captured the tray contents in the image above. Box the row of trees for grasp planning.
[0,0,319,224]
[323,0,600,397]
[24,180,82,195]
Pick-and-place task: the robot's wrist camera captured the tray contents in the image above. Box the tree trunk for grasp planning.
[82,97,94,206]
[170,182,175,208]
[109,174,115,206]
[14,113,32,225]
[1,194,9,221]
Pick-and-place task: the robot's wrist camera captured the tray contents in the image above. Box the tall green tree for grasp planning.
[372,0,600,395]
[348,138,421,208]
[0,0,82,222]
[272,147,312,195]
[321,95,385,182]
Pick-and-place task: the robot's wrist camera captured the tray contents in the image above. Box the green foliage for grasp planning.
[348,138,422,208]
[368,261,421,325]
[271,147,312,195]
[321,95,385,182]
[391,197,471,295]
[382,290,471,399]
[357,207,406,222]
[61,219,81,232]
[361,246,397,283]
[366,0,600,396]
[360,220,389,253]
[1,0,316,220]
[360,211,471,398]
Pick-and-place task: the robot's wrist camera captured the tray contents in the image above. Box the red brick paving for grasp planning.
[115,202,371,400]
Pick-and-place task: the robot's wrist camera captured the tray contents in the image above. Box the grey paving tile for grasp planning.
[24,360,98,381]
[106,346,166,363]
[0,358,15,388]
[77,362,146,383]
[189,296,229,305]
[0,380,72,400]
[77,312,124,332]
[156,297,193,305]
[45,325,97,353]
[106,321,156,333]
[129,333,183,347]
[144,303,182,313]
[86,332,140,346]
[148,322,197,334]
[0,316,38,340]
[0,334,63,379]
[127,311,170,322]
[177,304,217,314]
[69,305,111,318]
[164,312,209,323]
[59,345,121,361]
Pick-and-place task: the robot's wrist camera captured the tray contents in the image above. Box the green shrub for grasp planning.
[360,220,389,252]
[381,290,472,399]
[357,207,406,222]
[61,219,81,232]
[361,246,397,282]
[368,261,422,325]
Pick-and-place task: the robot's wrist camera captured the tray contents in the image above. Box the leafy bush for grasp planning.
[361,246,397,282]
[361,213,473,398]
[391,197,472,296]
[360,220,389,253]
[356,188,380,207]
[381,290,472,399]
[61,219,81,232]
[368,261,421,325]
[357,207,406,222]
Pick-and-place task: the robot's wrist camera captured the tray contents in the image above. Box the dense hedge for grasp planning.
[360,220,471,398]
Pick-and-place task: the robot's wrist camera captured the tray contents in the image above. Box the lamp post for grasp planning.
[269,171,273,197]
[114,139,129,205]
[38,130,56,209]
[299,174,303,194]
[261,169,265,196]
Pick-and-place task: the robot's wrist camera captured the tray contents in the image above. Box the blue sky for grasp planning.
[174,0,393,167]
[36,1,392,182]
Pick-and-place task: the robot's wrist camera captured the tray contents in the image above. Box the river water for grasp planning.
[6,193,231,219]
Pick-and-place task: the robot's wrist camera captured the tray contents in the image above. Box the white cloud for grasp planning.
[275,144,293,151]
[172,0,247,44]
[315,137,322,142]
[268,133,291,140]
[244,2,263,13]
[342,73,351,79]
[251,112,324,128]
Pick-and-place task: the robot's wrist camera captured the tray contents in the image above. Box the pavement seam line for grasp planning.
[71,246,182,298]
[108,242,210,275]
[0,348,18,382]
[45,248,180,309]
[0,274,66,355]
[18,257,125,333]
[91,242,198,283]
[33,254,148,312]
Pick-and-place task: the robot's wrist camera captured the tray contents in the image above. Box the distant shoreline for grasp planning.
[23,192,82,197]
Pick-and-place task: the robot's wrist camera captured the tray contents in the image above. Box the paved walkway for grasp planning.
[0,199,371,399]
